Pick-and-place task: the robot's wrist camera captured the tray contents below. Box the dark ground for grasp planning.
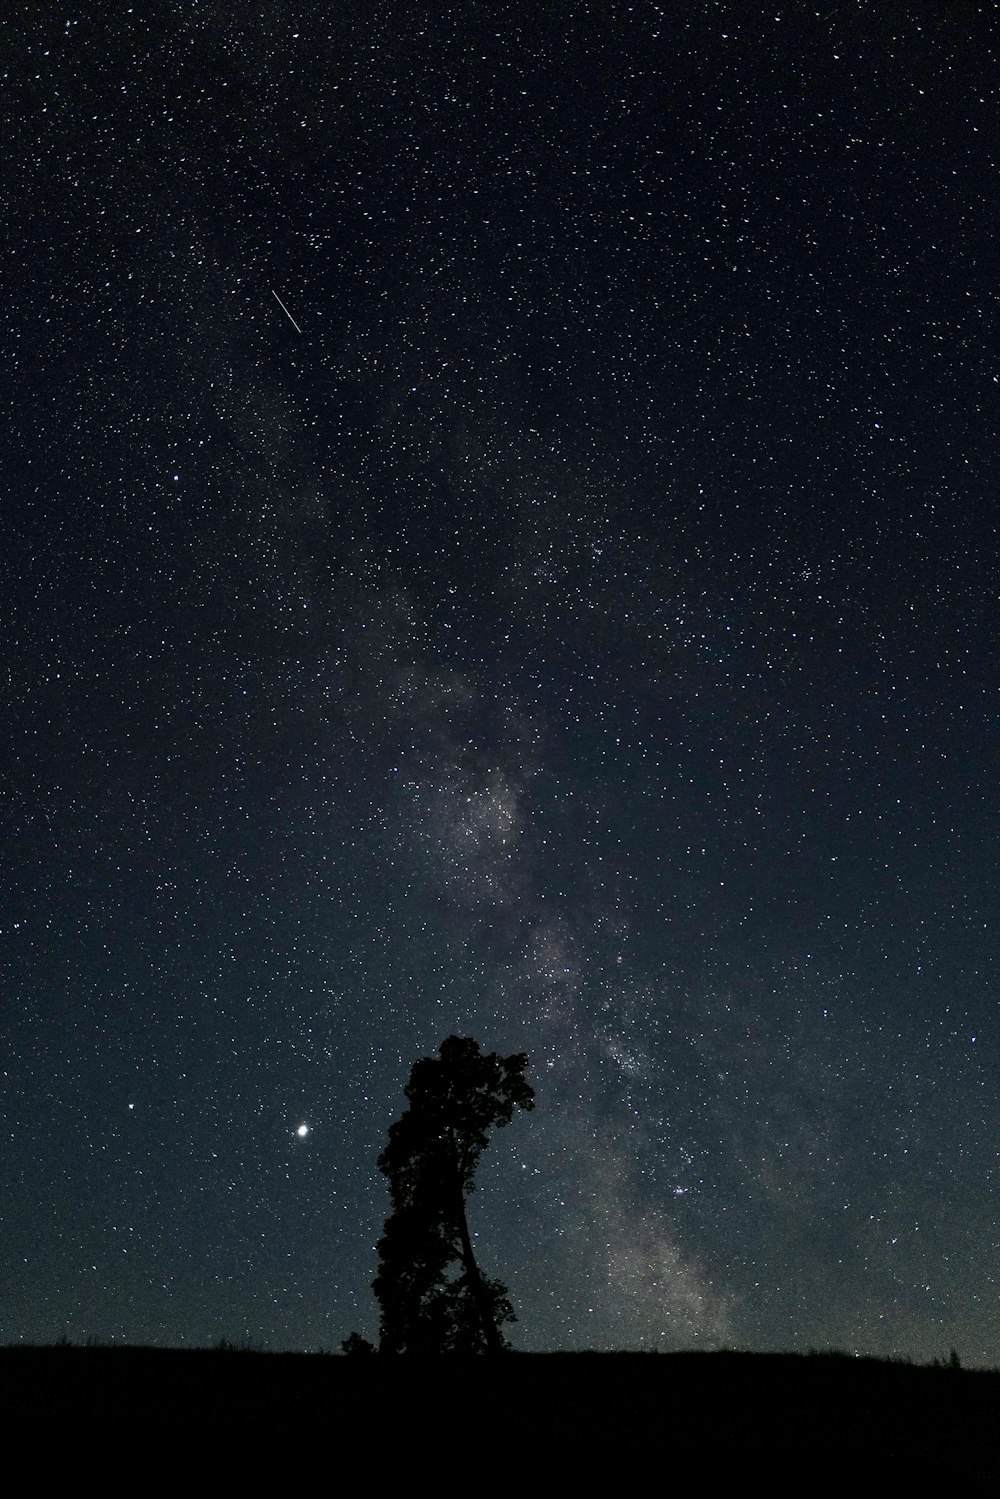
[2,1347,996,1482]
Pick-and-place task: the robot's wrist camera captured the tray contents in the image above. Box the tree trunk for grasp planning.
[448,1133,504,1355]
[454,1189,504,1354]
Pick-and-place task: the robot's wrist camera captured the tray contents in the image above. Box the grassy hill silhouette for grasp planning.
[1,1344,995,1481]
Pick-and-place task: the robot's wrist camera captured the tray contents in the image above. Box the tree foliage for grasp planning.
[370,1035,534,1354]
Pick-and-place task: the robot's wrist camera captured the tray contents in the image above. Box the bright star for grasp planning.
[296,1124,309,1138]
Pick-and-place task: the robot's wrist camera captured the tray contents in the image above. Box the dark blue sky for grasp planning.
[3,2,997,1360]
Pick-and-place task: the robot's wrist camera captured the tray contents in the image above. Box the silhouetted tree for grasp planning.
[341,1331,376,1356]
[372,1035,534,1354]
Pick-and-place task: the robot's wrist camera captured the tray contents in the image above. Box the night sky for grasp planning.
[3,3,998,1362]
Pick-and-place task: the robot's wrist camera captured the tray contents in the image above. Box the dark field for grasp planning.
[3,1347,996,1481]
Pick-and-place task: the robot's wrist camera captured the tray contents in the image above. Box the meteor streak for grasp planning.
[271,289,302,333]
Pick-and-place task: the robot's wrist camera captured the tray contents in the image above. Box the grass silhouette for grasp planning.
[1,1343,995,1479]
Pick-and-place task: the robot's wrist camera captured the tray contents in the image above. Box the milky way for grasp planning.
[2,4,997,1361]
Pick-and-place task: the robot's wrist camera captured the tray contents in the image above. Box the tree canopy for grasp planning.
[363,1035,534,1354]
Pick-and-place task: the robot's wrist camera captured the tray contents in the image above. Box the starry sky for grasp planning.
[3,2,998,1361]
